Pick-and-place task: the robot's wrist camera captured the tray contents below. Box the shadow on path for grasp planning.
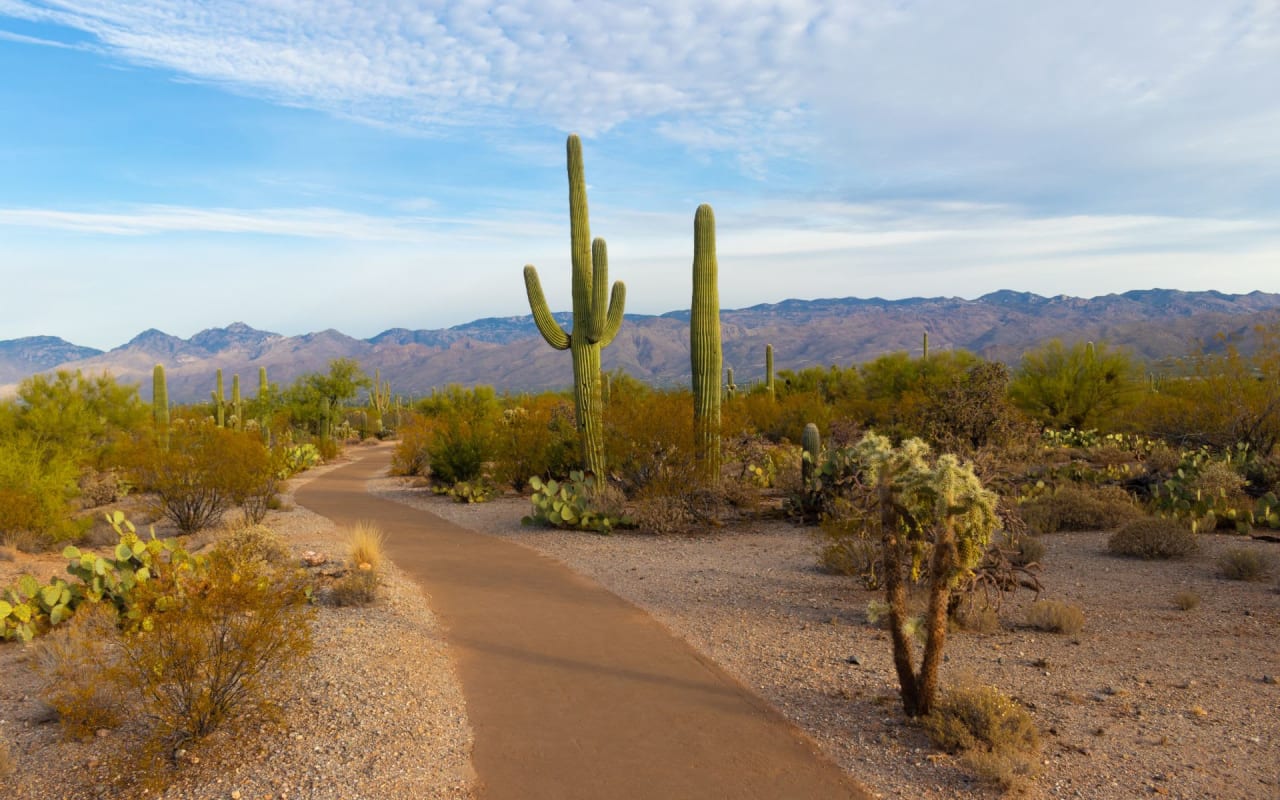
[296,445,872,800]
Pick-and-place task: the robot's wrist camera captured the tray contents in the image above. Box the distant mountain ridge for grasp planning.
[3,289,1279,402]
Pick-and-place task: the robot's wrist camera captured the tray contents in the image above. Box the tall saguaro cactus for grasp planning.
[152,363,169,450]
[691,204,722,483]
[523,134,626,478]
[230,374,243,430]
[765,344,775,400]
[211,369,226,427]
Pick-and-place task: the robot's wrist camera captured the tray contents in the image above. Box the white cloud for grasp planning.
[3,1,1276,209]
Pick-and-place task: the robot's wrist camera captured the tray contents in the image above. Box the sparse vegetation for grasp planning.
[1019,485,1142,533]
[1173,590,1201,610]
[922,682,1041,791]
[1026,600,1085,635]
[1217,548,1274,582]
[1108,518,1199,559]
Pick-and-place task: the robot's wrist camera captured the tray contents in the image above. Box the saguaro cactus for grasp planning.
[258,366,269,399]
[211,369,226,427]
[230,374,243,430]
[523,134,626,478]
[152,363,169,450]
[368,368,391,434]
[691,203,722,483]
[726,367,737,400]
[802,422,821,488]
[319,397,332,441]
[765,344,775,400]
[922,330,929,360]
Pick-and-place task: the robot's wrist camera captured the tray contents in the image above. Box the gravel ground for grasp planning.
[371,478,1280,800]
[1,459,474,800]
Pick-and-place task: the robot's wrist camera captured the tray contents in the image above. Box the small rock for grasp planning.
[1262,675,1277,685]
[231,792,242,800]
[845,655,862,665]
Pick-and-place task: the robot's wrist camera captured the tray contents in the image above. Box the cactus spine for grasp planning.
[801,422,821,488]
[765,344,775,399]
[152,363,169,450]
[230,374,242,430]
[211,369,226,427]
[691,204,722,483]
[523,134,626,478]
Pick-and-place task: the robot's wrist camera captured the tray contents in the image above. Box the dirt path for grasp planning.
[295,445,871,800]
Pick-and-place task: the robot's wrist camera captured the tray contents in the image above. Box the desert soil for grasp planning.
[3,447,1278,799]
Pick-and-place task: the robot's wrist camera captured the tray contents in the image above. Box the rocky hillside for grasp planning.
[4,289,1279,402]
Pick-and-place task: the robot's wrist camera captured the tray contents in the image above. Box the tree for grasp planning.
[284,359,370,435]
[1009,340,1137,429]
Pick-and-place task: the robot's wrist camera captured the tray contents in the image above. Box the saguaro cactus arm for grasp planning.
[524,265,571,350]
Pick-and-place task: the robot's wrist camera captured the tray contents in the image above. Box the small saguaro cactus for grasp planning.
[801,422,821,488]
[523,134,626,479]
[258,366,269,399]
[922,330,929,360]
[691,203,723,484]
[211,369,226,427]
[726,367,736,400]
[319,397,332,441]
[765,344,776,400]
[152,363,169,450]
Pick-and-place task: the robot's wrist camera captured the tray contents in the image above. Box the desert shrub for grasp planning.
[280,443,322,476]
[923,683,1041,791]
[35,602,126,738]
[952,602,1002,634]
[217,523,291,569]
[1173,590,1201,611]
[1019,484,1142,533]
[1108,518,1198,559]
[391,414,433,476]
[1009,339,1138,430]
[328,568,379,606]
[1011,534,1046,566]
[77,467,125,508]
[0,435,87,547]
[126,421,277,534]
[1025,600,1085,634]
[115,544,313,746]
[490,396,579,489]
[604,389,697,497]
[1217,548,1274,582]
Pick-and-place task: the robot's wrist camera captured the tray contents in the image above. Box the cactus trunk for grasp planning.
[802,423,821,488]
[766,344,775,400]
[231,374,242,430]
[212,369,226,427]
[691,204,722,484]
[152,364,169,450]
[522,135,626,478]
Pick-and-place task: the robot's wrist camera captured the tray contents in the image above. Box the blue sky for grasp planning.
[1,1,1278,350]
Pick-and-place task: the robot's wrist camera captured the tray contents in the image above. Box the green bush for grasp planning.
[1108,518,1198,559]
[491,396,579,489]
[126,421,277,534]
[0,435,87,547]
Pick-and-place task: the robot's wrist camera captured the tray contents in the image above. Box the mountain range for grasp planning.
[3,289,1279,403]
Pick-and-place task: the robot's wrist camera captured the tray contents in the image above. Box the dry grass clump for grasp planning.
[348,521,385,572]
[1026,600,1085,635]
[1020,485,1141,533]
[327,521,386,606]
[953,602,1002,634]
[922,683,1041,791]
[1173,590,1201,611]
[1217,548,1274,582]
[1010,534,1045,566]
[1107,518,1198,560]
[0,545,15,562]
